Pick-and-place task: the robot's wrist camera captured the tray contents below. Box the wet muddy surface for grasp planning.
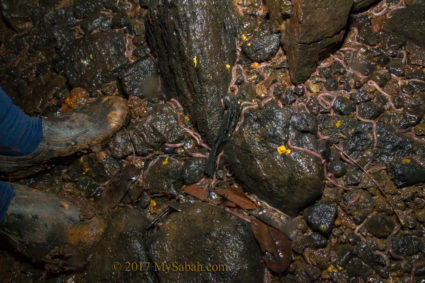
[1,0,425,282]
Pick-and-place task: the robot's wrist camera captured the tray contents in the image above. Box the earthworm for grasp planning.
[164,142,185,148]
[410,260,425,283]
[346,192,362,209]
[268,82,281,97]
[234,103,258,132]
[317,92,338,110]
[216,151,224,168]
[184,148,208,159]
[355,105,378,148]
[367,80,403,111]
[317,127,330,140]
[287,135,326,164]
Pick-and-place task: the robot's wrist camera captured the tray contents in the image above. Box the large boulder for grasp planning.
[146,202,264,283]
[63,31,129,91]
[144,0,237,145]
[384,2,425,49]
[282,0,353,84]
[224,104,324,216]
[84,209,155,283]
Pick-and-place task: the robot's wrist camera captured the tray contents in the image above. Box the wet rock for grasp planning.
[182,158,207,185]
[242,33,280,63]
[119,57,160,99]
[264,0,292,26]
[390,159,425,188]
[406,41,425,67]
[128,104,187,156]
[345,257,373,280]
[386,58,404,76]
[304,201,337,236]
[290,112,317,134]
[144,156,183,195]
[333,97,355,115]
[0,0,39,33]
[293,232,328,253]
[85,209,155,283]
[280,89,297,106]
[282,0,353,84]
[352,0,382,12]
[345,166,362,186]
[384,3,425,49]
[145,0,237,144]
[63,31,129,91]
[357,101,382,119]
[344,191,374,224]
[328,160,347,178]
[354,241,386,267]
[107,129,134,159]
[392,235,423,256]
[365,213,395,238]
[416,208,425,223]
[324,78,338,91]
[147,202,264,283]
[225,105,324,216]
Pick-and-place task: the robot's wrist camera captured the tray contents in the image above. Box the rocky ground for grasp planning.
[1,0,425,282]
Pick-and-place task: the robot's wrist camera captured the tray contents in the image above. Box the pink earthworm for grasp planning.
[234,104,258,132]
[317,92,338,110]
[410,260,425,283]
[346,192,362,209]
[216,151,224,168]
[268,82,281,97]
[317,127,330,140]
[355,105,378,148]
[287,135,326,164]
[164,142,185,148]
[184,148,208,159]
[367,80,403,111]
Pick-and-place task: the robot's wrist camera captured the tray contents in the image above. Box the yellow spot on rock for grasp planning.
[402,158,411,164]
[162,156,169,165]
[184,115,190,121]
[277,145,291,155]
[247,42,252,47]
[326,265,344,273]
[60,202,70,209]
[241,34,247,41]
[89,54,93,59]
[226,64,231,69]
[251,62,259,68]
[193,56,197,68]
[150,199,157,207]
[335,120,341,128]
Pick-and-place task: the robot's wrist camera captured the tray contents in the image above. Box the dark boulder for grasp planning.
[84,209,155,283]
[352,0,382,12]
[224,105,324,216]
[145,0,237,145]
[118,57,160,99]
[147,202,264,283]
[128,104,187,156]
[384,2,425,49]
[63,31,129,91]
[304,201,337,236]
[282,0,353,84]
[242,33,280,63]
[144,156,183,195]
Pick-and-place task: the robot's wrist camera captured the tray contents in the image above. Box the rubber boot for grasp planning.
[0,96,128,179]
[0,184,107,272]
